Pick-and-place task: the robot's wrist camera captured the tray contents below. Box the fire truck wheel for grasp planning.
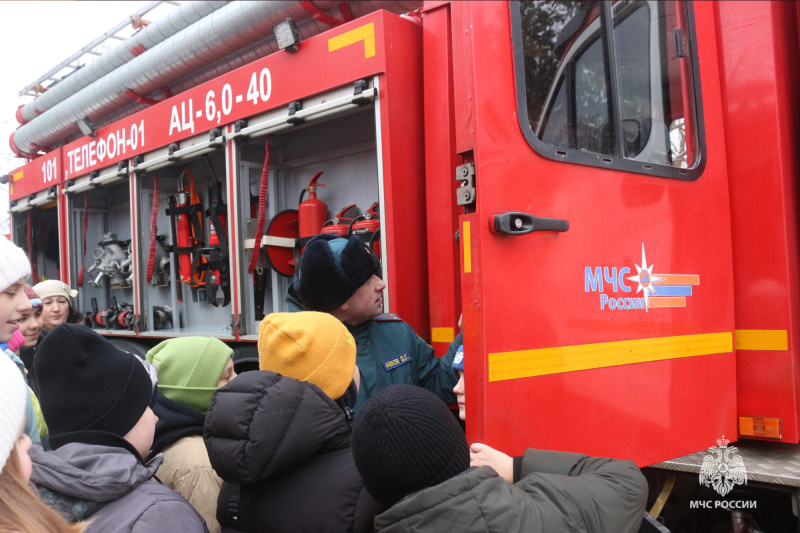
[107,338,151,361]
[232,344,259,374]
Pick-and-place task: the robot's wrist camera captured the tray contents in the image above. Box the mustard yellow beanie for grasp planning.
[146,336,232,413]
[258,312,356,400]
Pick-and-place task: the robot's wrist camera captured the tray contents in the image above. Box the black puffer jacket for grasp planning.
[203,371,384,533]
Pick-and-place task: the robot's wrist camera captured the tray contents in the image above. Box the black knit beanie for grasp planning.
[35,324,153,438]
[296,234,380,312]
[351,385,469,505]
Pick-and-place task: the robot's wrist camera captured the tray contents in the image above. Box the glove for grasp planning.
[6,330,25,352]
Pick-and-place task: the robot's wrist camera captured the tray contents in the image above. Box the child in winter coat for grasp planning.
[451,343,465,421]
[204,311,384,533]
[0,344,85,533]
[0,237,41,443]
[352,384,649,533]
[146,336,237,533]
[17,284,44,395]
[30,324,209,533]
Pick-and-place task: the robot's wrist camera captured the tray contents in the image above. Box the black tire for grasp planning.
[108,338,151,360]
[232,344,259,374]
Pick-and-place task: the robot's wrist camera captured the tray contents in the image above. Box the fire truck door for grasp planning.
[457,0,735,465]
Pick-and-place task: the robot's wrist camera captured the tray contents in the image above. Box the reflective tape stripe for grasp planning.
[463,221,471,273]
[488,332,733,382]
[432,327,455,343]
[735,329,788,351]
[328,22,375,58]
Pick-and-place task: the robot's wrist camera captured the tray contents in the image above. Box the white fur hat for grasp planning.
[0,354,27,475]
[32,279,77,305]
[0,237,31,293]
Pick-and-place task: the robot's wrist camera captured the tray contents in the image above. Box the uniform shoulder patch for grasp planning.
[372,313,402,322]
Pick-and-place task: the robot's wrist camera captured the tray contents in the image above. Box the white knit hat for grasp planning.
[0,354,27,475]
[0,237,31,293]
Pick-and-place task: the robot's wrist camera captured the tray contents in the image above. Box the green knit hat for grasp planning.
[146,337,233,413]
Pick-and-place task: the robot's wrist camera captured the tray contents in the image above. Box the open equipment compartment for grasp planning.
[133,130,233,337]
[10,200,60,284]
[6,148,64,287]
[236,84,380,338]
[65,163,135,332]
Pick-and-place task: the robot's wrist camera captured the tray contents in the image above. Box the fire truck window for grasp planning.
[669,118,687,168]
[613,4,651,158]
[573,34,612,155]
[520,1,583,133]
[540,78,570,147]
[534,3,614,155]
[515,0,703,178]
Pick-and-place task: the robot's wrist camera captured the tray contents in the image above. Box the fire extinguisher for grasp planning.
[298,172,328,238]
[169,188,195,283]
[166,171,205,303]
[350,202,381,256]
[321,205,358,236]
[198,181,231,307]
[207,183,226,260]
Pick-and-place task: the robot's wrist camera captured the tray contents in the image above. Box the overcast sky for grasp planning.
[0,1,172,232]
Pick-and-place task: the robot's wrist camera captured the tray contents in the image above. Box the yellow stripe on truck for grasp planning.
[431,327,455,344]
[463,221,471,273]
[488,332,733,382]
[735,329,788,351]
[328,23,375,58]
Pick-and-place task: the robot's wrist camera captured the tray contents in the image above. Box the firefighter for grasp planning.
[286,234,458,412]
[351,385,649,533]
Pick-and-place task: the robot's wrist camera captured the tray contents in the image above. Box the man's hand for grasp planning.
[469,443,513,482]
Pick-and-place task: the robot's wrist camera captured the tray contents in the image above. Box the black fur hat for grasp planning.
[296,235,380,312]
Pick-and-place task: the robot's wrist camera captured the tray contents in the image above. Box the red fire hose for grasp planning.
[248,136,270,274]
[146,173,159,283]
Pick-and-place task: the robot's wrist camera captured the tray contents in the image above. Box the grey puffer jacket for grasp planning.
[29,441,208,533]
[374,449,648,533]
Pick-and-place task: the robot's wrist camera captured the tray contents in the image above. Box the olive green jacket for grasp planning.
[374,449,648,533]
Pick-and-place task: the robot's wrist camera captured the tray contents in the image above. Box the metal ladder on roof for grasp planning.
[17,1,182,98]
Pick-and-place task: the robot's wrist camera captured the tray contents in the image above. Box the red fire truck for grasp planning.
[5,1,800,530]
